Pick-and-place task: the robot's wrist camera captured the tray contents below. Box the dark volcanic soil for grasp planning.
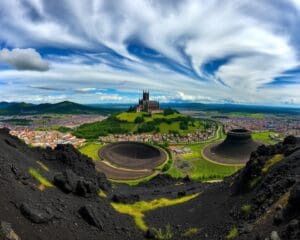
[0,128,299,240]
[0,128,143,240]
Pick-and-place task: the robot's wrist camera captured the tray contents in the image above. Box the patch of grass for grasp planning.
[248,154,284,190]
[166,167,185,178]
[182,227,200,237]
[252,131,277,144]
[228,112,265,118]
[241,204,252,216]
[111,193,200,231]
[29,168,53,188]
[226,227,238,240]
[249,176,262,189]
[117,112,147,122]
[36,126,72,133]
[262,154,284,173]
[36,161,49,172]
[153,224,173,240]
[79,142,103,160]
[98,189,107,198]
[110,171,159,186]
[169,143,240,181]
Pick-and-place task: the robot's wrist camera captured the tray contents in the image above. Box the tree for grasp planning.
[134,116,144,123]
[127,106,135,112]
[180,121,188,130]
[163,107,178,116]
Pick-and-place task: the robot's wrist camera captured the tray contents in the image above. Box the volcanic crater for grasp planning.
[203,128,261,164]
[96,142,168,180]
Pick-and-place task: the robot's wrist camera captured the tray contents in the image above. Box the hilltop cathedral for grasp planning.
[136,91,163,114]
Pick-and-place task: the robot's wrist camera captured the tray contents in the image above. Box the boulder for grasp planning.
[287,219,299,232]
[78,205,103,230]
[0,221,20,240]
[20,203,53,224]
[54,169,97,197]
[76,179,97,198]
[273,210,284,225]
[270,231,280,240]
[97,172,111,191]
[283,136,297,145]
[53,169,79,193]
[289,183,300,208]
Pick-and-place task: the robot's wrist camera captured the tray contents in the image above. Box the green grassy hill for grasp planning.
[73,110,214,140]
[0,101,116,115]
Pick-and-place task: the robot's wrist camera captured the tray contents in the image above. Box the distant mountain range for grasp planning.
[0,101,120,115]
[1,101,299,116]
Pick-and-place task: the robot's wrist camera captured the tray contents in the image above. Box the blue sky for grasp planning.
[0,0,300,105]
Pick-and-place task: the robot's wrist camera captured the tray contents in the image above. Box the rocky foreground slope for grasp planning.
[0,127,299,240]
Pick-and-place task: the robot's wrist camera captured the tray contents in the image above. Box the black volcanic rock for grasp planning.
[43,144,111,191]
[233,136,300,194]
[78,205,104,230]
[0,127,299,240]
[54,169,99,198]
[290,184,300,205]
[0,128,143,240]
[76,179,98,198]
[283,135,298,145]
[111,194,140,204]
[53,169,80,193]
[20,203,54,224]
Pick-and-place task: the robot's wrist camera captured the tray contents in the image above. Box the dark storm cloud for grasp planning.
[0,48,49,71]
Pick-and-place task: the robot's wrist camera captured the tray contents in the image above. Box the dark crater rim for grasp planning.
[227,128,251,137]
[99,141,167,170]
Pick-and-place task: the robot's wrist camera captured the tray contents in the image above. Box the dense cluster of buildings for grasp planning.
[0,114,106,129]
[219,116,300,137]
[98,129,214,144]
[10,130,85,149]
[168,146,192,154]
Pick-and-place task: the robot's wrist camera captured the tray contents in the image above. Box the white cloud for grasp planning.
[0,48,49,71]
[0,0,299,104]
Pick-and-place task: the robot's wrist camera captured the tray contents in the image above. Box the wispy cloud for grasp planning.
[0,0,299,105]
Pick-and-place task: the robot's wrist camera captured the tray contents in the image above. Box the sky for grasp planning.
[0,0,300,105]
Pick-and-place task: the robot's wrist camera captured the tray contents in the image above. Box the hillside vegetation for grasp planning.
[73,110,214,140]
[0,101,117,115]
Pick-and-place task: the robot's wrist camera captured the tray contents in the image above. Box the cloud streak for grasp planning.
[0,0,299,105]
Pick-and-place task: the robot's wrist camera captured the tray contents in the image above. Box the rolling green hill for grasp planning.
[0,101,118,115]
[73,111,214,140]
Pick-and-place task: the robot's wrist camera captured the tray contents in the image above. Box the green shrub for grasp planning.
[179,121,188,130]
[153,224,173,240]
[162,159,172,172]
[241,204,252,216]
[163,108,178,116]
[182,227,199,237]
[226,227,238,240]
[137,122,156,133]
[134,116,144,123]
